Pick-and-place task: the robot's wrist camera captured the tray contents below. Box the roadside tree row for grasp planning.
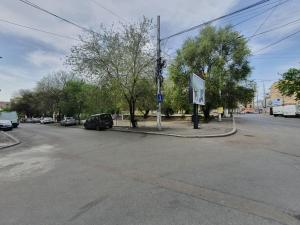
[10,18,257,125]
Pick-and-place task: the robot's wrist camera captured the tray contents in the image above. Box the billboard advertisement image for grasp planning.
[190,73,205,105]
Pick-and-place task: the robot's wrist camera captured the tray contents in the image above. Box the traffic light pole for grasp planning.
[156,15,162,130]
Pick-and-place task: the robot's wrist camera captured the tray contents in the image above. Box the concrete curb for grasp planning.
[0,131,21,149]
[110,117,237,138]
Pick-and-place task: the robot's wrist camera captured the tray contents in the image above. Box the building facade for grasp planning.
[269,82,299,106]
[0,101,10,110]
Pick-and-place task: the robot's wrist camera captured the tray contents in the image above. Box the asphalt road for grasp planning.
[0,114,300,225]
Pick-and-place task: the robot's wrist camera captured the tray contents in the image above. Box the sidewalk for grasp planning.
[112,117,236,138]
[0,131,20,149]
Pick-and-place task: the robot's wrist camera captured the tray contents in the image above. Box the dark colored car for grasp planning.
[84,114,113,130]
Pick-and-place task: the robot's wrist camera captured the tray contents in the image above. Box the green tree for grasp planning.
[67,18,155,127]
[10,89,41,117]
[277,68,300,101]
[136,78,157,118]
[161,79,175,118]
[60,80,86,121]
[36,71,75,119]
[169,25,252,120]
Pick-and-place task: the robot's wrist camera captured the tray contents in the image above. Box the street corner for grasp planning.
[111,117,237,138]
[0,131,21,149]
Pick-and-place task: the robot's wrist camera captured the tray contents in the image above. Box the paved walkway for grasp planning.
[112,117,235,137]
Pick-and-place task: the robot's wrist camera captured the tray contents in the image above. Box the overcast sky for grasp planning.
[1,0,300,101]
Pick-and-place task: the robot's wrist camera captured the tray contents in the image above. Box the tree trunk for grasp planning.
[129,98,137,128]
[143,109,150,119]
[202,105,211,122]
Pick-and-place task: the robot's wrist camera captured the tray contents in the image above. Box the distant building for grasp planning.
[269,82,299,106]
[0,101,10,110]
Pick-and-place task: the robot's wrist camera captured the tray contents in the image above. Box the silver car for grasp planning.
[40,117,54,124]
[60,117,77,126]
[0,120,13,131]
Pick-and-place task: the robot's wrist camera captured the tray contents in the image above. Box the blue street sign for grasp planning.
[157,94,163,103]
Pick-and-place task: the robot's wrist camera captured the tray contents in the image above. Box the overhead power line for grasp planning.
[0,18,80,41]
[89,0,127,22]
[161,0,272,41]
[220,0,288,23]
[254,28,300,54]
[249,0,282,40]
[232,0,288,28]
[247,17,300,39]
[17,0,95,33]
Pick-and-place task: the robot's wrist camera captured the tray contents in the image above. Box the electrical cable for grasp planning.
[248,0,283,40]
[89,0,127,22]
[254,28,300,54]
[18,0,96,34]
[247,17,300,39]
[161,0,272,41]
[0,18,80,41]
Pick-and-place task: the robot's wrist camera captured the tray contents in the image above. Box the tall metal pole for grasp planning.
[156,15,162,130]
[263,81,266,109]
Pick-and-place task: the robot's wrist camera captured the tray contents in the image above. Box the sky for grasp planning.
[0,0,300,101]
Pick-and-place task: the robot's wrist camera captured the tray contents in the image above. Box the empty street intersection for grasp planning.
[0,114,300,225]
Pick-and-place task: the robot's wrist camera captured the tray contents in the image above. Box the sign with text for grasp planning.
[190,73,205,105]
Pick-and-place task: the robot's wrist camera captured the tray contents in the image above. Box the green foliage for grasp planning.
[10,90,42,117]
[60,80,85,119]
[67,18,155,127]
[277,68,300,101]
[136,78,157,118]
[168,25,253,119]
[161,79,176,117]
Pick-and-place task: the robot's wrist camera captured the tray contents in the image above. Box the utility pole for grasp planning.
[156,15,162,130]
[256,87,259,113]
[263,81,266,109]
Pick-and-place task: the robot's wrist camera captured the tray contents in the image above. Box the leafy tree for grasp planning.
[169,25,252,120]
[67,18,155,127]
[10,89,41,117]
[60,80,86,121]
[277,68,300,101]
[136,78,157,118]
[36,71,75,119]
[161,79,176,118]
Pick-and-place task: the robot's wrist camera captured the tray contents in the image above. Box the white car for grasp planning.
[0,120,13,131]
[40,117,54,124]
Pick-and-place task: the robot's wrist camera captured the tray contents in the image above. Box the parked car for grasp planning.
[0,120,13,131]
[84,114,113,130]
[60,117,77,126]
[0,111,19,128]
[40,117,54,124]
[32,117,41,123]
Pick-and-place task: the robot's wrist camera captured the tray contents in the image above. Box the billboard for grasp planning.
[189,73,205,105]
[271,98,282,106]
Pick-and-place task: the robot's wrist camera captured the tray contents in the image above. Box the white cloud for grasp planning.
[27,50,64,68]
[3,0,300,101]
